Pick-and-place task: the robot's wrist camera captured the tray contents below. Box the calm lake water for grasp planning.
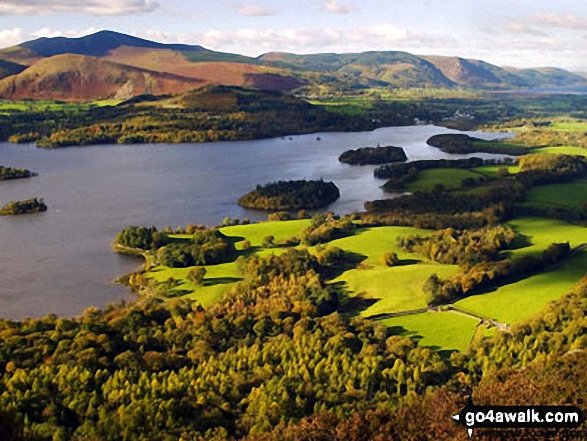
[0,125,511,319]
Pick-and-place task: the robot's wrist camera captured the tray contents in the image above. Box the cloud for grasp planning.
[237,4,274,17]
[0,0,158,16]
[30,27,98,39]
[198,24,456,56]
[504,13,587,35]
[526,13,587,30]
[0,28,24,48]
[503,23,548,37]
[322,0,355,14]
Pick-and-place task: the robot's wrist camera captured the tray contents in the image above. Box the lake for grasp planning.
[0,125,511,319]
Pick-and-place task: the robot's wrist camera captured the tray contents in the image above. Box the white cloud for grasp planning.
[30,27,99,39]
[503,23,549,37]
[237,4,274,17]
[0,28,24,48]
[0,0,158,16]
[322,0,355,14]
[199,24,455,55]
[526,13,587,30]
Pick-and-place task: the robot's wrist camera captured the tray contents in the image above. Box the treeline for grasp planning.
[515,153,587,187]
[366,183,524,217]
[115,226,236,268]
[424,242,572,306]
[486,118,587,148]
[156,231,235,267]
[426,133,528,155]
[0,198,47,215]
[338,146,407,165]
[398,225,517,265]
[375,157,513,191]
[0,165,34,181]
[299,213,355,246]
[238,180,340,210]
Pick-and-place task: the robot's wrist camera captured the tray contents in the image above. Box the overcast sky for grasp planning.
[0,0,586,71]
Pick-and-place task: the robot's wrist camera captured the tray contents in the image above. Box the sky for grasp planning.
[0,0,586,71]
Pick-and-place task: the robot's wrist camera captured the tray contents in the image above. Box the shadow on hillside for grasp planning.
[203,277,242,287]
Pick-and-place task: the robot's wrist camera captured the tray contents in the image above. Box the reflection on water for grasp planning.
[0,125,511,318]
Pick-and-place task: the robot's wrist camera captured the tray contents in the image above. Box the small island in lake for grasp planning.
[427,133,528,155]
[0,198,47,215]
[238,179,340,210]
[339,146,407,165]
[0,165,36,181]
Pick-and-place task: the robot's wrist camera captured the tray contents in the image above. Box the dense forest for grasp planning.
[338,146,407,165]
[238,180,340,210]
[1,234,585,440]
[0,198,47,215]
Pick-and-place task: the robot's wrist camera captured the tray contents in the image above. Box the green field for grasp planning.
[323,226,427,264]
[0,99,121,113]
[148,220,312,304]
[456,252,587,324]
[473,164,520,177]
[507,217,587,258]
[220,219,311,249]
[318,226,459,316]
[532,146,587,157]
[336,263,458,316]
[381,311,480,352]
[549,121,587,131]
[405,168,483,192]
[523,180,587,213]
[144,216,586,350]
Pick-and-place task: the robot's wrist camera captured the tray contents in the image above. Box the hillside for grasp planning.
[506,66,587,87]
[0,54,204,101]
[0,59,26,80]
[103,46,301,91]
[261,50,457,88]
[0,30,585,101]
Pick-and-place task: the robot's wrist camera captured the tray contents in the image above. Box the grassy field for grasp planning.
[336,263,458,316]
[149,222,448,311]
[380,311,480,352]
[405,168,484,192]
[220,220,311,249]
[507,217,587,258]
[456,252,587,324]
[523,180,587,213]
[532,146,587,156]
[549,121,587,131]
[144,216,586,351]
[0,99,122,113]
[473,164,520,177]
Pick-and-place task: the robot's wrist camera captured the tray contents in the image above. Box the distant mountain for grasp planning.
[19,30,207,58]
[0,30,584,101]
[260,51,456,88]
[504,67,587,87]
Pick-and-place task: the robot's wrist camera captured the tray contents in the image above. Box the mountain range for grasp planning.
[0,30,585,102]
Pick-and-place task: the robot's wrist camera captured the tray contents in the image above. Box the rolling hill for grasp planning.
[0,30,585,101]
[0,54,204,101]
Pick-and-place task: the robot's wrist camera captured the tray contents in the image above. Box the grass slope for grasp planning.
[507,217,587,258]
[381,311,480,352]
[456,252,587,324]
[524,180,587,213]
[406,168,483,192]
